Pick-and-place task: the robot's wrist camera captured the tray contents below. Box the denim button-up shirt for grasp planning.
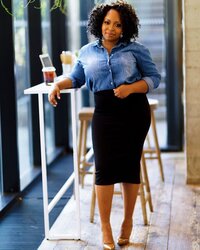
[69,40,161,93]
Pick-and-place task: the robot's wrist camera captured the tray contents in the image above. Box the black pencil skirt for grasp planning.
[91,89,151,185]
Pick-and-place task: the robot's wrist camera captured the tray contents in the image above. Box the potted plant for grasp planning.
[1,0,67,15]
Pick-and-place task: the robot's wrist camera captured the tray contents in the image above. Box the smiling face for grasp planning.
[101,9,123,45]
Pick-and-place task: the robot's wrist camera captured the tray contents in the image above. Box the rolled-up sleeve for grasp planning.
[133,43,161,92]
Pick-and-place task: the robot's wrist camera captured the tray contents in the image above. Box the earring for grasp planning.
[120,33,123,38]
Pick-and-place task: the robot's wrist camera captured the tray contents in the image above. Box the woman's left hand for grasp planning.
[113,84,131,99]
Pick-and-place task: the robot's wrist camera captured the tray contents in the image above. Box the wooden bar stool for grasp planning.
[90,153,153,225]
[144,98,165,181]
[78,107,94,188]
[78,105,156,224]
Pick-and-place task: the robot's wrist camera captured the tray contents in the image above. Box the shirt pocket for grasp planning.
[84,54,107,79]
[120,51,138,76]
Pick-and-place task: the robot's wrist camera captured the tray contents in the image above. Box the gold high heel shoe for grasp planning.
[102,223,115,249]
[117,237,129,246]
[103,242,115,250]
[117,223,132,246]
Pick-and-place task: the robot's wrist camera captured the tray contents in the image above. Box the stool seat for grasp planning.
[148,98,159,110]
[79,107,94,121]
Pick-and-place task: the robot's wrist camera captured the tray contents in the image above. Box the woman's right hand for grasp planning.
[48,84,61,107]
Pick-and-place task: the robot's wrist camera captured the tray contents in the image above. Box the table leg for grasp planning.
[38,93,50,239]
[70,90,81,239]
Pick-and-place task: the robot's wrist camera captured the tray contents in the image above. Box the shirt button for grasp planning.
[111,82,113,85]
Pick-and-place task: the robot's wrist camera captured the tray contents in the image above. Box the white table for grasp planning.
[24,83,81,240]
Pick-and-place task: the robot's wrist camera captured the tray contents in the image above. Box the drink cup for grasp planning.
[60,51,72,64]
[60,51,74,75]
[42,67,56,85]
[62,63,71,75]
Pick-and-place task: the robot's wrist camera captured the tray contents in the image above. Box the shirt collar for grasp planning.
[93,39,127,49]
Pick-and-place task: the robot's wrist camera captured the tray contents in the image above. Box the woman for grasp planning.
[48,1,161,249]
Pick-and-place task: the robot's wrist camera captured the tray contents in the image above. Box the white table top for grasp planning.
[24,82,76,95]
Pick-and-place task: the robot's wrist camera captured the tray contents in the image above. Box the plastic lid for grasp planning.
[42,66,56,72]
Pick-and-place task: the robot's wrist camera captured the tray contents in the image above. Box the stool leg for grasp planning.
[90,170,96,223]
[80,120,89,188]
[139,170,148,225]
[151,109,165,182]
[82,120,88,163]
[146,134,152,152]
[78,121,84,186]
[141,152,153,212]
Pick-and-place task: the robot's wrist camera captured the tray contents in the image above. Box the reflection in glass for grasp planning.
[12,0,33,188]
[41,0,56,161]
[44,95,56,160]
[131,0,167,147]
[41,0,52,54]
[0,121,2,194]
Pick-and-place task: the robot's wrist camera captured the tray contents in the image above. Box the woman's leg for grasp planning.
[95,184,114,243]
[120,183,140,238]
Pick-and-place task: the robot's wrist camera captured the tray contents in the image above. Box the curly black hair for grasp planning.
[87,0,140,43]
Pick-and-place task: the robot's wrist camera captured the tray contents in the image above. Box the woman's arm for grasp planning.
[48,77,73,107]
[48,49,86,107]
[113,79,148,99]
[133,43,161,92]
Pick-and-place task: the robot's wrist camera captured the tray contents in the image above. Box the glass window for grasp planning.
[12,0,34,189]
[0,119,2,195]
[41,1,52,54]
[41,0,56,162]
[129,0,167,148]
